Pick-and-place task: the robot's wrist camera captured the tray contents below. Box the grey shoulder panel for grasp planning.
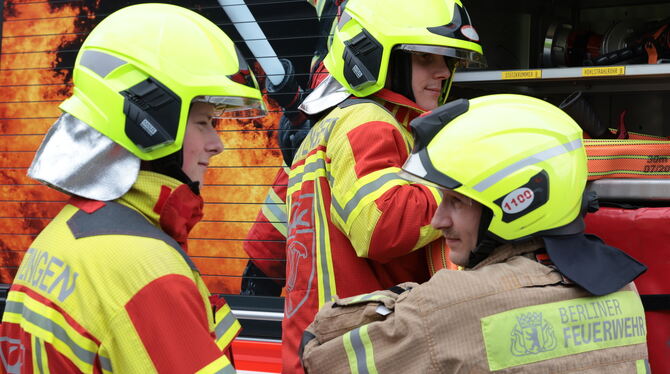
[66,202,197,271]
[337,98,387,111]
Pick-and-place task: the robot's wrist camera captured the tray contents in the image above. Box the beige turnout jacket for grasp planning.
[301,239,649,373]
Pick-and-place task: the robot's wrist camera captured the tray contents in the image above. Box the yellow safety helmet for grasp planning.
[60,3,265,161]
[401,94,587,242]
[324,0,485,101]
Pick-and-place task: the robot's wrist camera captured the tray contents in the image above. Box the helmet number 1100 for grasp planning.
[502,188,534,214]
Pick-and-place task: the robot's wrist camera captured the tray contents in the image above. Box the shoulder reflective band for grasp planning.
[481,290,646,371]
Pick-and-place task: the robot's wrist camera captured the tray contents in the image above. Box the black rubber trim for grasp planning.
[0,283,9,321]
[641,294,670,311]
[388,285,407,294]
[417,147,462,189]
[409,98,469,151]
[299,330,317,361]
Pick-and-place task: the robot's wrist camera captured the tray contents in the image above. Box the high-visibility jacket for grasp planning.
[243,165,290,285]
[0,171,240,373]
[283,89,443,373]
[301,239,650,373]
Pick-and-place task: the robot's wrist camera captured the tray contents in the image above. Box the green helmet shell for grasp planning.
[60,3,264,160]
[402,94,588,241]
[324,0,485,98]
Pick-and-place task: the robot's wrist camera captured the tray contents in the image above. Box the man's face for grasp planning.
[182,102,224,184]
[430,189,483,266]
[411,52,452,110]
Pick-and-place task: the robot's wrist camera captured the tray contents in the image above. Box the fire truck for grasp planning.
[0,0,668,373]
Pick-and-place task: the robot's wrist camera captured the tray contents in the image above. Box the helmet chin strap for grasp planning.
[465,190,600,268]
[438,59,458,106]
[466,207,499,268]
[144,150,201,195]
[390,50,415,102]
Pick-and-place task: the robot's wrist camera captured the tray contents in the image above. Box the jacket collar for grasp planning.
[117,171,204,252]
[369,89,425,130]
[472,238,545,269]
[117,171,182,226]
[373,88,424,112]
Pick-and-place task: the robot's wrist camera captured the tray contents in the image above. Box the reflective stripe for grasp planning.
[351,328,369,374]
[343,325,378,374]
[343,328,361,374]
[100,356,113,373]
[288,157,329,189]
[338,11,351,30]
[4,300,108,372]
[314,181,335,306]
[636,359,650,374]
[345,293,390,304]
[214,304,241,350]
[261,189,288,236]
[332,171,405,225]
[215,365,236,374]
[195,354,235,374]
[473,138,583,192]
[34,336,46,374]
[79,50,127,78]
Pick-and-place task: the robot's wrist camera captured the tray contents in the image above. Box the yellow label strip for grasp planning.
[582,66,625,77]
[501,70,542,80]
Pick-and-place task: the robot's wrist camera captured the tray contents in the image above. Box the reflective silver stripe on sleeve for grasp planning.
[288,158,328,188]
[214,311,238,341]
[214,363,236,374]
[332,172,405,223]
[34,336,45,374]
[351,293,387,303]
[473,139,582,192]
[350,328,369,374]
[5,301,105,369]
[263,192,287,226]
[100,356,113,373]
[79,50,127,78]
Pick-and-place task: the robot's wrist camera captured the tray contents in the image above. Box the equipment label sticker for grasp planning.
[582,66,625,77]
[481,290,646,371]
[501,70,542,80]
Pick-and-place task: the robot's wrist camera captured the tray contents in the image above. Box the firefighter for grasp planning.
[277,0,486,372]
[0,4,264,372]
[300,94,649,373]
[241,0,339,297]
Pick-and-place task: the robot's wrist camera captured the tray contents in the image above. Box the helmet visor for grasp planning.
[192,95,266,119]
[204,47,267,119]
[398,168,446,191]
[395,44,487,69]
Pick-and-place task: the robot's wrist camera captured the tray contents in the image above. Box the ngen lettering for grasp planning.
[16,247,79,302]
[16,247,35,281]
[39,256,63,292]
[31,251,50,287]
[50,264,78,302]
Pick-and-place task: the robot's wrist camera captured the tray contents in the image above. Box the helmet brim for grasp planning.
[192,96,266,119]
[395,44,487,69]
